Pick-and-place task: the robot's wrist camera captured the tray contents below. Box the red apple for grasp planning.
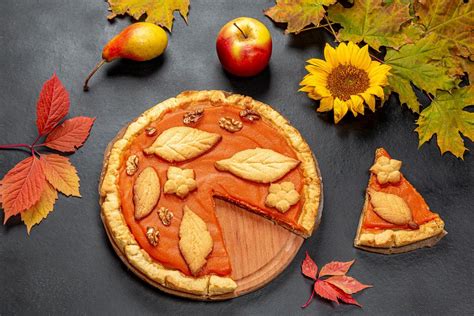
[216,17,272,77]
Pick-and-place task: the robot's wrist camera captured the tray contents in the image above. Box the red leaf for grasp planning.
[330,284,362,307]
[44,117,95,152]
[301,251,318,280]
[314,280,339,304]
[319,260,355,277]
[301,290,315,308]
[36,73,70,135]
[1,156,46,223]
[326,275,372,294]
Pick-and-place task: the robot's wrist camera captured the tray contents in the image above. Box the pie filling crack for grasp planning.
[99,90,322,298]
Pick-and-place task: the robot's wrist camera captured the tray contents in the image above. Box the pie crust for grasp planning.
[99,90,322,298]
[354,148,447,254]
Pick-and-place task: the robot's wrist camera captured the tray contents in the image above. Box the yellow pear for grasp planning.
[83,22,167,91]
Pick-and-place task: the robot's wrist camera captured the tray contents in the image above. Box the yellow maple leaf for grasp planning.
[40,154,81,197]
[21,183,58,234]
[107,0,190,31]
[265,0,337,34]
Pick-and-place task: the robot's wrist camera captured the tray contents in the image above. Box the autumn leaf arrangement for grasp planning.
[265,0,474,158]
[301,252,371,308]
[0,74,95,233]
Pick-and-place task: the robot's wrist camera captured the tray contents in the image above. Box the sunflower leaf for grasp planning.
[384,34,457,113]
[415,86,474,158]
[327,0,413,51]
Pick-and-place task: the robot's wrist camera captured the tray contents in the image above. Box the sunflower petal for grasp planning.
[333,98,349,123]
[307,59,333,73]
[314,85,332,98]
[317,97,334,112]
[324,44,339,68]
[353,45,371,70]
[367,85,384,98]
[350,95,365,115]
[336,42,349,65]
[361,92,376,112]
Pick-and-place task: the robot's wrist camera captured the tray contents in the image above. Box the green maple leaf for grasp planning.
[264,0,337,34]
[327,0,413,51]
[415,0,474,59]
[107,0,190,31]
[416,86,474,158]
[384,34,457,112]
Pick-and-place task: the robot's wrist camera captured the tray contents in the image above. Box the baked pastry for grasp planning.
[354,148,447,254]
[99,90,322,298]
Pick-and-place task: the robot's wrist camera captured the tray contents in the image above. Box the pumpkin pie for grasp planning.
[354,148,447,254]
[99,90,322,298]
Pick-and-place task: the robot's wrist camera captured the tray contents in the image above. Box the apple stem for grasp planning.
[233,23,248,39]
[83,59,106,92]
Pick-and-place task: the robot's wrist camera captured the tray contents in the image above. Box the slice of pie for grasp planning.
[354,148,446,254]
[99,90,322,298]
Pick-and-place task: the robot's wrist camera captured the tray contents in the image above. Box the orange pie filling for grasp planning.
[362,148,440,232]
[118,104,305,277]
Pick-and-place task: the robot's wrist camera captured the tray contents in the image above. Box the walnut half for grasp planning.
[218,117,243,133]
[146,226,160,246]
[125,155,139,176]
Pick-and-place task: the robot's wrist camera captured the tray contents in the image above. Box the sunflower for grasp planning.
[299,42,391,123]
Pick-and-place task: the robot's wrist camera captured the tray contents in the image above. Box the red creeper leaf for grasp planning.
[326,275,372,294]
[44,117,95,152]
[1,156,46,223]
[36,73,70,135]
[301,251,318,280]
[330,284,362,307]
[314,280,340,304]
[319,260,355,277]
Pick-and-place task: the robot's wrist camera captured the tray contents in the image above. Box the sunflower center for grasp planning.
[327,65,370,101]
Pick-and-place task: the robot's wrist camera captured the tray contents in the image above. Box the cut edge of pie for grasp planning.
[99,90,323,298]
[354,148,447,254]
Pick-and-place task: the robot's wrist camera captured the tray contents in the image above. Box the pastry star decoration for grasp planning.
[370,156,402,184]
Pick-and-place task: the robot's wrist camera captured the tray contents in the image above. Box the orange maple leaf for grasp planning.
[40,154,81,197]
[2,156,46,223]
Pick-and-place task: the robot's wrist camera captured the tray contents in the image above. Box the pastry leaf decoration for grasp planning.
[215,148,300,183]
[264,0,337,34]
[106,0,190,31]
[265,0,473,158]
[0,74,94,233]
[416,86,474,159]
[144,126,221,162]
[301,252,371,308]
[178,206,213,275]
[327,0,413,51]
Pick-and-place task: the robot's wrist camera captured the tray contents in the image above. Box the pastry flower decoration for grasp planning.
[370,156,402,184]
[299,42,391,123]
[265,181,300,213]
[163,166,197,198]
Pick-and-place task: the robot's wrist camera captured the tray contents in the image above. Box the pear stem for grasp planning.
[233,23,247,39]
[83,59,106,92]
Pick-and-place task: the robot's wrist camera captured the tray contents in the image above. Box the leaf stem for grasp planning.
[369,53,384,64]
[31,134,42,147]
[324,17,339,42]
[0,143,32,150]
[83,59,106,92]
[296,24,331,34]
[233,23,248,39]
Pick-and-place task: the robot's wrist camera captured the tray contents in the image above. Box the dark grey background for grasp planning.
[1,1,472,315]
